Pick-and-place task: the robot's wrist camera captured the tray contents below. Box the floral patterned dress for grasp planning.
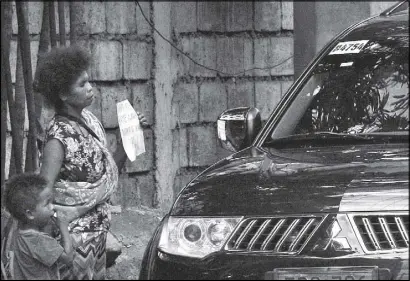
[45,109,117,279]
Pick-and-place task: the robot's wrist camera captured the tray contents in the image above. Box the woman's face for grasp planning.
[62,70,94,110]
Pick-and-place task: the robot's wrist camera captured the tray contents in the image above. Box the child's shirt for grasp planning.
[12,228,64,280]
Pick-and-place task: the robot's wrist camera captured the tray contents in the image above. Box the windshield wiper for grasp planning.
[275,132,372,141]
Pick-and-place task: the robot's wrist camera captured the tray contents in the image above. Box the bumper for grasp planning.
[140,222,409,280]
[145,251,408,280]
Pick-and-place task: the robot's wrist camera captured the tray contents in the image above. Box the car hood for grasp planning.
[171,144,409,216]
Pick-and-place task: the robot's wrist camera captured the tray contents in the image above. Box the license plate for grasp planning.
[265,266,378,280]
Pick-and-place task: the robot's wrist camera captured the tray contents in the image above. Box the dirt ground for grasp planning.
[106,207,165,280]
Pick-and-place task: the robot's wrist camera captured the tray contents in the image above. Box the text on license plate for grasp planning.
[328,40,369,55]
[268,266,378,280]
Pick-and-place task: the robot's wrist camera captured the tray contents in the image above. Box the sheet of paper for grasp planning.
[117,100,145,162]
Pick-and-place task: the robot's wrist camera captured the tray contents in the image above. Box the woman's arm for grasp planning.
[56,213,74,265]
[40,139,64,189]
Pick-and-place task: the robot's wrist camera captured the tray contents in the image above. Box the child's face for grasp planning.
[30,187,55,227]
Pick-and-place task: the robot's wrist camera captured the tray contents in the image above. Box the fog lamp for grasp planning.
[207,221,232,246]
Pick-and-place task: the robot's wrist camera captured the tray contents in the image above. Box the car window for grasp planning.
[269,29,409,141]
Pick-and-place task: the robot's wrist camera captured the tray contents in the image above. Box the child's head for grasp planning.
[5,173,54,227]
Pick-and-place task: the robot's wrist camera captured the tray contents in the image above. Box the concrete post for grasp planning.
[152,2,179,211]
[293,1,316,80]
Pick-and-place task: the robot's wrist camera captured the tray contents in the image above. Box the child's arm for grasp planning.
[55,212,74,265]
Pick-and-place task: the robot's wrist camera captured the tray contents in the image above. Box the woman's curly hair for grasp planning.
[33,45,91,108]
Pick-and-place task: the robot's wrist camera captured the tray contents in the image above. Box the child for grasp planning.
[4,173,74,280]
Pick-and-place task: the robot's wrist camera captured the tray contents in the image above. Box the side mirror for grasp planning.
[217,107,262,152]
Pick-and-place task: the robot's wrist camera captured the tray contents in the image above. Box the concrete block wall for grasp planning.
[170,1,295,199]
[6,1,295,211]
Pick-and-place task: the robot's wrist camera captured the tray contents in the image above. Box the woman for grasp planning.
[34,45,147,279]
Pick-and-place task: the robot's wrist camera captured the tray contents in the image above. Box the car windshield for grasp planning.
[267,20,409,145]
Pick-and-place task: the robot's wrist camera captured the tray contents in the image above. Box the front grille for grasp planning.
[226,216,323,253]
[353,214,409,252]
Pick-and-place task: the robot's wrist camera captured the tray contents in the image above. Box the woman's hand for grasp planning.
[55,209,71,226]
[137,111,149,128]
[53,205,83,223]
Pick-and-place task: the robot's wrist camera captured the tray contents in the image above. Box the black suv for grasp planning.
[140,2,409,280]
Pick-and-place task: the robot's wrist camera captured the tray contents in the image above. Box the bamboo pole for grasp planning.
[10,40,27,177]
[35,2,51,156]
[1,2,14,188]
[38,2,51,56]
[16,1,38,172]
[49,1,57,47]
[0,62,8,187]
[58,1,66,46]
[2,2,23,177]
[10,2,29,177]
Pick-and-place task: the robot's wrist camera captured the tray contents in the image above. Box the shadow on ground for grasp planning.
[106,207,165,280]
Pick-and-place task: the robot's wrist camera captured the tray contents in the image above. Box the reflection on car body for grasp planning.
[140,1,409,280]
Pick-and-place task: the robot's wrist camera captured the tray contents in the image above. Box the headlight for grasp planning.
[158,217,242,258]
